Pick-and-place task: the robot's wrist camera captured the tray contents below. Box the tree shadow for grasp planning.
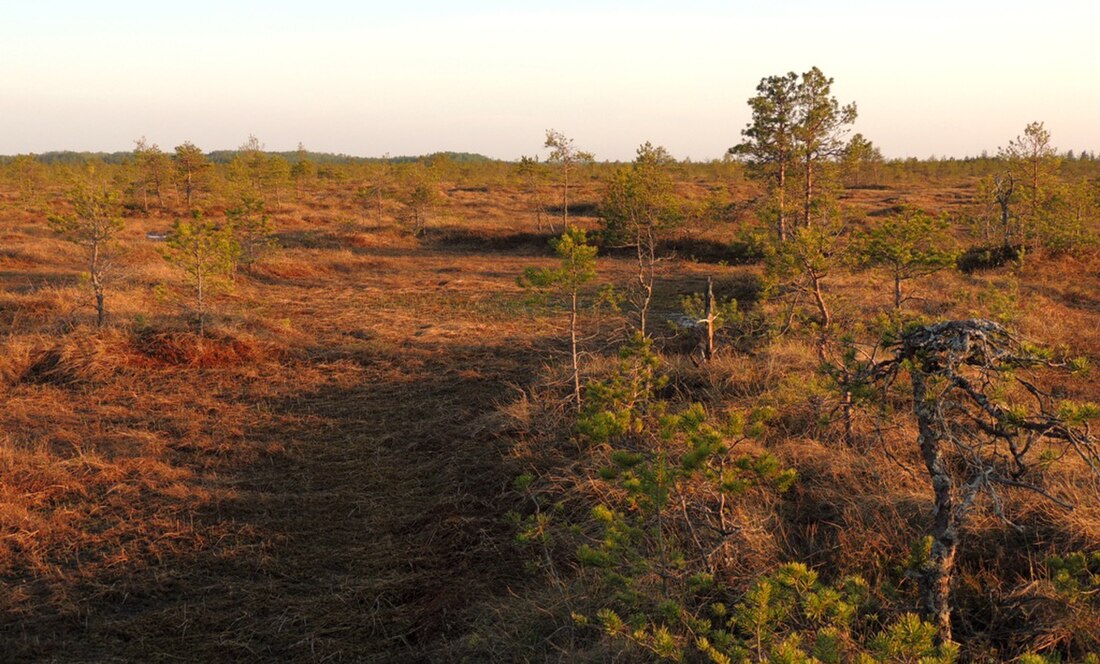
[420,228,558,256]
[0,333,548,662]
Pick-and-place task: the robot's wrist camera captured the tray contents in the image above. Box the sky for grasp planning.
[1,1,1098,161]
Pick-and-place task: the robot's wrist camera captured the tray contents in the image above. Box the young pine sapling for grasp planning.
[520,228,598,411]
[226,193,277,272]
[857,209,957,313]
[162,211,241,335]
[48,181,126,328]
[544,129,594,232]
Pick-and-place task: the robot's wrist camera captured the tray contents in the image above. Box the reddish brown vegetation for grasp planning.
[0,160,1097,661]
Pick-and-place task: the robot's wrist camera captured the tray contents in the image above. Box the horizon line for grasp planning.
[4,146,1100,164]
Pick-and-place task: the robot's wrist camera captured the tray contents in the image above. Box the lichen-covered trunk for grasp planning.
[924,528,957,643]
[91,242,105,328]
[912,369,957,644]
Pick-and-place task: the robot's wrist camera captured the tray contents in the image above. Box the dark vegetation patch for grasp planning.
[868,203,909,217]
[957,244,1024,273]
[426,226,766,263]
[596,236,764,265]
[666,272,765,306]
[423,228,559,254]
[272,229,345,250]
[543,201,601,216]
[662,236,765,264]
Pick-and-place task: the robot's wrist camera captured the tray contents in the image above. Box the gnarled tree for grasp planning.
[874,320,1100,643]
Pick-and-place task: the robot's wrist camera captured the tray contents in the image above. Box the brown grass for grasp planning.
[0,171,1097,662]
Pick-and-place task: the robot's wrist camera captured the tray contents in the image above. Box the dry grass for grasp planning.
[0,172,1097,662]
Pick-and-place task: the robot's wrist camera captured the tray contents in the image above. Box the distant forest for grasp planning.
[0,149,495,166]
[2,147,1098,170]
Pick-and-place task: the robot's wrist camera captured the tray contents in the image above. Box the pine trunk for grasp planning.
[562,163,569,232]
[704,276,715,361]
[570,290,581,411]
[778,162,787,241]
[912,369,957,644]
[95,290,105,328]
[804,154,813,228]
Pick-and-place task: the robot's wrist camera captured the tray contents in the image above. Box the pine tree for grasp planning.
[841,133,884,187]
[999,122,1061,254]
[520,228,598,411]
[793,67,857,229]
[162,211,240,334]
[857,209,957,312]
[10,154,47,207]
[764,219,847,358]
[544,129,594,231]
[514,155,549,232]
[599,142,683,336]
[133,137,171,213]
[579,337,797,661]
[173,142,210,210]
[290,143,317,198]
[732,72,799,241]
[399,164,442,235]
[227,134,269,199]
[1001,121,1060,226]
[48,177,126,327]
[226,193,276,271]
[872,320,1100,643]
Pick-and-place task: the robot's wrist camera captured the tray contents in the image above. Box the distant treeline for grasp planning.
[0,150,496,166]
[2,149,1098,170]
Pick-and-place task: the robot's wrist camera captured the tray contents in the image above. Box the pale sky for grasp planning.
[2,1,1097,161]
